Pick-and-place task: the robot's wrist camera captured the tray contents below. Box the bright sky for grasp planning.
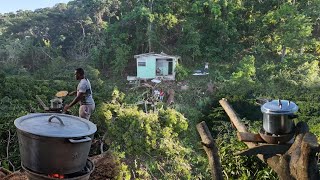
[0,0,71,13]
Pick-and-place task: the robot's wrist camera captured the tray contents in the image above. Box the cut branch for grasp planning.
[219,98,247,132]
[237,132,264,143]
[196,121,223,180]
[6,130,15,172]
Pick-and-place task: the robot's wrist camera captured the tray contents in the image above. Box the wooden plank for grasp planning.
[235,144,290,156]
[237,132,265,143]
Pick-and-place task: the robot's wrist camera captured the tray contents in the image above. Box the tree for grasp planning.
[262,3,313,61]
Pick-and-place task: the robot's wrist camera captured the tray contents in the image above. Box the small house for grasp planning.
[133,52,180,80]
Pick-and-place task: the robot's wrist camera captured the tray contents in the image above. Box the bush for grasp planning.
[95,89,210,179]
[175,64,189,81]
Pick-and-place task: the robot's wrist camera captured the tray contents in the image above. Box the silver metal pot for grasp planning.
[14,113,97,174]
[261,100,298,135]
[50,97,63,109]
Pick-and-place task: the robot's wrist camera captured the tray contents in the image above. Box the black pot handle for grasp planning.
[48,115,65,126]
[68,136,92,143]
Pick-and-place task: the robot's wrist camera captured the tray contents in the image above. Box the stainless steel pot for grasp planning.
[50,97,63,109]
[261,100,298,134]
[14,113,97,174]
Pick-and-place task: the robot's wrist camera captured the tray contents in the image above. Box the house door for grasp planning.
[168,61,173,75]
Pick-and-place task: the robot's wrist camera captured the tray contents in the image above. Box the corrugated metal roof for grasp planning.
[134,52,180,59]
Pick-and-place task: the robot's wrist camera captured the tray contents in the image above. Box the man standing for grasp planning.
[204,62,209,74]
[64,68,95,120]
[159,89,165,102]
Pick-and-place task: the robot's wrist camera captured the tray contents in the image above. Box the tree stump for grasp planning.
[89,151,120,180]
[167,89,174,105]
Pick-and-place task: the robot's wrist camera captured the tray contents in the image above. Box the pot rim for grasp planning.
[261,100,298,115]
[14,113,97,138]
[262,111,295,115]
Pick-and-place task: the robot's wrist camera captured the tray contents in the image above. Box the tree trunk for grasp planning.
[166,89,174,105]
[147,0,153,53]
[281,45,286,62]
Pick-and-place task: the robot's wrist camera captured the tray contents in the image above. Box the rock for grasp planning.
[181,85,189,90]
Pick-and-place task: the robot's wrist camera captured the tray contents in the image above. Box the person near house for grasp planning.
[204,62,209,73]
[156,67,161,75]
[64,68,95,120]
[159,89,165,102]
[154,89,160,100]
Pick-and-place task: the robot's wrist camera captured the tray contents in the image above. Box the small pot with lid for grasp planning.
[261,99,298,135]
[50,97,63,109]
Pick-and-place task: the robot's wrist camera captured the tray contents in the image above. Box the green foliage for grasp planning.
[175,64,189,81]
[111,41,132,75]
[176,21,201,62]
[95,90,211,179]
[263,4,313,48]
[231,55,256,82]
[217,134,277,180]
[290,60,320,87]
[111,87,125,104]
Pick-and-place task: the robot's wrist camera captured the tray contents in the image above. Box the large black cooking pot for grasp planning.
[14,113,97,174]
[261,100,298,135]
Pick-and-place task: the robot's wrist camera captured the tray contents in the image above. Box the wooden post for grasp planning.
[167,89,175,105]
[219,98,247,132]
[144,100,148,113]
[196,121,223,180]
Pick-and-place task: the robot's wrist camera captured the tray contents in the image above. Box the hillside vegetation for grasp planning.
[1,0,320,179]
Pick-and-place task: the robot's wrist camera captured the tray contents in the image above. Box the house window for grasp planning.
[138,61,146,66]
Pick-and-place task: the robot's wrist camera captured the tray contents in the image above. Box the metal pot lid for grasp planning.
[261,100,298,114]
[14,113,97,138]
